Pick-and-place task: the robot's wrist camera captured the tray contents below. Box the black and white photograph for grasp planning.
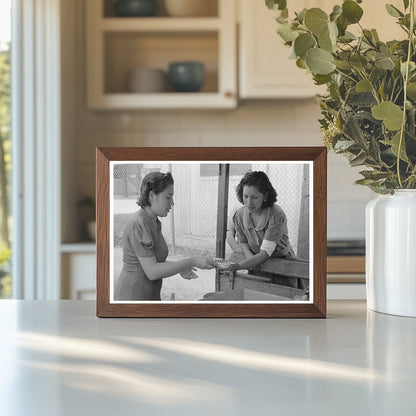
[109,161,312,304]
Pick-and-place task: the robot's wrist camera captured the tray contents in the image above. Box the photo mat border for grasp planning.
[96,147,327,318]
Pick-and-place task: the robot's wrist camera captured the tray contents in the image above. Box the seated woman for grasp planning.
[227,171,295,273]
[115,171,214,301]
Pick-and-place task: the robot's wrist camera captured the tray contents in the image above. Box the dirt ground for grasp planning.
[113,247,216,301]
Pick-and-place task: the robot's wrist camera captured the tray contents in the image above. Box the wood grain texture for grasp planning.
[96,147,327,318]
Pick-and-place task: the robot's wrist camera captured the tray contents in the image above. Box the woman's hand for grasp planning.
[192,256,215,270]
[180,268,199,280]
[222,262,240,273]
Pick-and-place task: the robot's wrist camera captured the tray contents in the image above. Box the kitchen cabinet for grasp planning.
[86,0,237,109]
[238,0,404,99]
[238,0,326,99]
[61,244,96,300]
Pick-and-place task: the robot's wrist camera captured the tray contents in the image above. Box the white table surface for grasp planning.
[0,300,415,416]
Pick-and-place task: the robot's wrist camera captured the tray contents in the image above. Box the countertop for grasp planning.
[0,300,415,415]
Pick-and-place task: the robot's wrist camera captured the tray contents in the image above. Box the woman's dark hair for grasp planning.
[236,171,277,208]
[137,171,174,208]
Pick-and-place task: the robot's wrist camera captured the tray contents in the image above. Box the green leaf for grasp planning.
[313,74,332,85]
[350,54,368,70]
[343,114,367,147]
[369,136,382,164]
[328,21,338,44]
[318,27,334,52]
[407,82,416,99]
[304,8,329,35]
[360,170,391,180]
[355,178,378,186]
[389,132,409,162]
[339,31,356,43]
[403,0,409,10]
[385,4,404,18]
[334,140,355,151]
[362,29,376,46]
[277,23,299,43]
[333,60,352,70]
[371,29,380,42]
[296,57,308,69]
[336,15,348,36]
[342,0,364,24]
[375,56,395,70]
[372,101,404,131]
[401,61,416,76]
[294,33,316,58]
[306,48,336,75]
[266,0,287,11]
[330,5,343,22]
[350,151,368,167]
[296,8,307,23]
[356,79,372,92]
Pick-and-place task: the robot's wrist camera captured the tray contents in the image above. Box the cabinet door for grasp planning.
[239,0,326,99]
[62,253,96,300]
[239,0,404,99]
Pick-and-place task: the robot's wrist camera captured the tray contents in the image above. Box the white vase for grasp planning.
[366,189,416,317]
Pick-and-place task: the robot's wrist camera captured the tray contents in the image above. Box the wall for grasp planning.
[61,0,375,243]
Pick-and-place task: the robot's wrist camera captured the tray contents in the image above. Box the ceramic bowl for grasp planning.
[114,0,157,17]
[168,61,205,92]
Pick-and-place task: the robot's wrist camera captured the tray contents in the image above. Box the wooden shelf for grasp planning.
[101,17,221,32]
[89,92,235,110]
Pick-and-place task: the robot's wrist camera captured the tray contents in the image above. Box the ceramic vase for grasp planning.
[366,190,416,317]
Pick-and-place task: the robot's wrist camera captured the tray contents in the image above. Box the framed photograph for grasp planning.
[96,147,327,318]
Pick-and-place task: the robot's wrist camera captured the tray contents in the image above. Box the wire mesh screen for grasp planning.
[113,162,309,258]
[113,163,218,257]
[226,163,309,259]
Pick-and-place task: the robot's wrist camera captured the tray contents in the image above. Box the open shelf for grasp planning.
[86,0,236,109]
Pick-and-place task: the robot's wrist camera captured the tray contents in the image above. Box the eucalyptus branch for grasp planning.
[358,69,381,105]
[334,68,359,84]
[397,0,415,188]
[390,79,398,102]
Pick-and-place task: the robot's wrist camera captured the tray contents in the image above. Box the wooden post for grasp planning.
[297,164,310,261]
[215,164,229,291]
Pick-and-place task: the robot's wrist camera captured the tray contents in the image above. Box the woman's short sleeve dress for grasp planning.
[233,204,295,258]
[115,209,168,301]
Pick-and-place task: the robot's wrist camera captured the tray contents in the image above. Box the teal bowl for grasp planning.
[168,62,205,92]
[114,0,157,17]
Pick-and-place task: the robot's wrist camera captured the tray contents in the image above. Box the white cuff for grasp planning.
[260,239,276,257]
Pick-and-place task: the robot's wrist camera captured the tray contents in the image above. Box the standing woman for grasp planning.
[115,171,214,301]
[227,171,295,272]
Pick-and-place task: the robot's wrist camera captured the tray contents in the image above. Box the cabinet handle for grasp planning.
[224,91,234,99]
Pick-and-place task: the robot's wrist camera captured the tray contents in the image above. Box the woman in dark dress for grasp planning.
[115,171,214,301]
[226,171,295,272]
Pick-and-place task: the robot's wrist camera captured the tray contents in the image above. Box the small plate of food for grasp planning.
[212,257,232,269]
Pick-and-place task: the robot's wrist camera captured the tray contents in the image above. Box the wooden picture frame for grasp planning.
[96,147,327,318]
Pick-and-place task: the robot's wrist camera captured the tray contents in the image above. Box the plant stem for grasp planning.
[397,0,415,188]
[334,68,358,84]
[358,69,381,104]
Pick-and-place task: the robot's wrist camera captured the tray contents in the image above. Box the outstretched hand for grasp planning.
[192,256,215,270]
[221,262,240,273]
[180,268,199,280]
